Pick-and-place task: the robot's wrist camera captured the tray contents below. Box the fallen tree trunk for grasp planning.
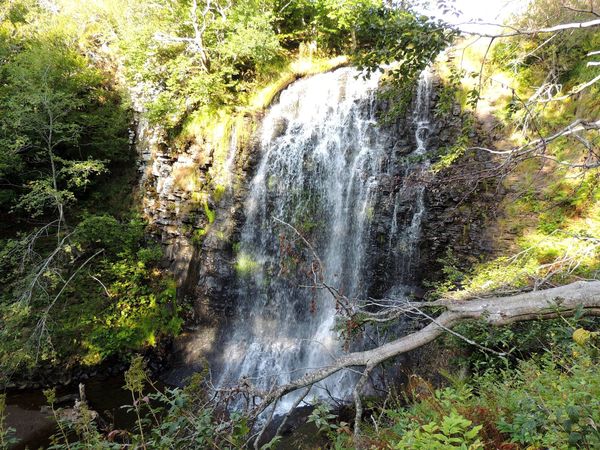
[249,280,600,417]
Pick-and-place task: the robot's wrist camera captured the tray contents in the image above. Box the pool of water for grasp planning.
[5,374,139,449]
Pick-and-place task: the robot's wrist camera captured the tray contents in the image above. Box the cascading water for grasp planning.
[406,69,432,244]
[216,67,433,410]
[221,123,238,190]
[413,69,432,156]
[390,69,432,281]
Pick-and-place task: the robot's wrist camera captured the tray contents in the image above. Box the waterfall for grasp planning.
[413,68,432,156]
[405,69,432,247]
[215,67,432,410]
[390,69,432,281]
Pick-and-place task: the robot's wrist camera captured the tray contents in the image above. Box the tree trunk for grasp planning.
[249,281,600,416]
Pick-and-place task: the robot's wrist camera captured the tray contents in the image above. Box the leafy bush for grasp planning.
[0,214,182,373]
[74,215,144,254]
[392,412,483,449]
[360,337,600,450]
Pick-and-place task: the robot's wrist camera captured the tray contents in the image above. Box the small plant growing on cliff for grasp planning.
[435,64,464,118]
[423,249,465,299]
[192,228,208,246]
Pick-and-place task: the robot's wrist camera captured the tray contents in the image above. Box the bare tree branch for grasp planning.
[561,1,600,18]
[457,18,600,38]
[220,281,600,429]
[535,74,600,103]
[467,119,600,173]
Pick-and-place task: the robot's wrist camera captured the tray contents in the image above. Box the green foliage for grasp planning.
[349,4,457,124]
[0,215,181,373]
[0,394,18,449]
[84,249,180,361]
[431,114,473,173]
[124,355,147,395]
[74,215,144,254]
[192,228,208,246]
[306,402,353,449]
[393,411,483,449]
[491,351,600,448]
[377,76,419,123]
[44,387,113,449]
[353,7,456,82]
[308,402,338,434]
[424,249,466,299]
[274,0,378,51]
[118,0,284,128]
[451,313,600,375]
[0,10,128,216]
[435,63,463,117]
[359,341,600,450]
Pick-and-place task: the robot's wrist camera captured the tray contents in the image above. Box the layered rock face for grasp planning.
[135,113,260,315]
[136,67,497,389]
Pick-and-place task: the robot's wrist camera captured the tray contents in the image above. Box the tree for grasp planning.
[119,0,283,127]
[0,33,126,221]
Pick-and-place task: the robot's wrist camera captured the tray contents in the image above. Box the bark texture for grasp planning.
[250,280,600,415]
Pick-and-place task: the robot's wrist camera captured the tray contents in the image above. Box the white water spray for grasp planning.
[216,67,433,411]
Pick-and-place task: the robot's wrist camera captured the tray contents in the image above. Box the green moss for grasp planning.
[248,55,348,112]
[203,200,215,224]
[235,251,259,277]
[213,184,227,203]
[192,228,207,246]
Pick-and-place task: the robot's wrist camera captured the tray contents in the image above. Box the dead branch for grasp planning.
[467,119,600,175]
[535,73,600,103]
[231,280,600,432]
[32,249,104,362]
[353,364,374,437]
[457,18,600,38]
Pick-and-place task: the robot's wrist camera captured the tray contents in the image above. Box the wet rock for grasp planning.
[5,404,55,450]
[134,68,499,387]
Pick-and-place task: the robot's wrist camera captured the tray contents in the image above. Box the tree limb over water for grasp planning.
[219,280,600,439]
